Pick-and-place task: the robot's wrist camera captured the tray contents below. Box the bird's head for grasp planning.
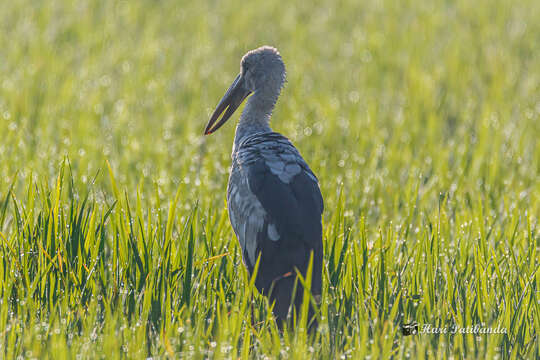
[204,46,286,135]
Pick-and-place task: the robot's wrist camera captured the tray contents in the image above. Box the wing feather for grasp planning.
[228,131,324,294]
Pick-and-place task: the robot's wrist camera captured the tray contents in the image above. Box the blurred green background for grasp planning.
[2,0,538,213]
[0,0,538,358]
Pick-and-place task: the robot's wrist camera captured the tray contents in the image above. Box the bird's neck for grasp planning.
[233,89,277,151]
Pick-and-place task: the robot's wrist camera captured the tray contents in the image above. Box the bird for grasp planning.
[204,46,324,330]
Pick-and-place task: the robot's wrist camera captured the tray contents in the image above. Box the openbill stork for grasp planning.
[204,46,324,329]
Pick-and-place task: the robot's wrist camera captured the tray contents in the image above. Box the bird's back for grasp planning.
[227,131,324,297]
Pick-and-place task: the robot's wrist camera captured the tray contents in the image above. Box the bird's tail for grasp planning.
[269,275,319,332]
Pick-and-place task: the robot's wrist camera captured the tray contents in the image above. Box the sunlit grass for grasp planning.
[0,0,539,358]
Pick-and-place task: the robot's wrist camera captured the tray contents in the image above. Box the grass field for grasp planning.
[0,0,539,358]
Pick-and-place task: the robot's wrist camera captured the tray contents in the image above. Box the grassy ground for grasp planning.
[0,0,539,358]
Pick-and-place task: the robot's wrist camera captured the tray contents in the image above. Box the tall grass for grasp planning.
[0,0,539,358]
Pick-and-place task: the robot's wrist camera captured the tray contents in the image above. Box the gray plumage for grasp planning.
[205,46,323,329]
[228,132,323,291]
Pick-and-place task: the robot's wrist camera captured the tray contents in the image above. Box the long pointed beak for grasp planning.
[204,74,251,135]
